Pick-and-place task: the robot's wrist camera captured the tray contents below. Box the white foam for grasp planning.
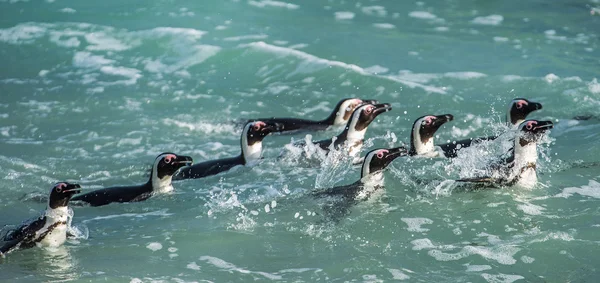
[493,36,509,42]
[85,32,130,51]
[408,11,437,20]
[149,27,206,39]
[544,73,559,83]
[0,24,47,44]
[364,65,388,74]
[373,23,395,29]
[429,245,521,265]
[248,0,299,9]
[244,41,448,93]
[556,180,600,199]
[517,202,545,215]
[100,66,142,85]
[223,34,268,41]
[466,264,492,272]
[186,262,201,270]
[471,15,504,26]
[199,255,282,280]
[72,51,114,68]
[334,11,355,20]
[388,269,410,280]
[434,26,449,32]
[411,238,436,250]
[481,273,524,283]
[361,6,387,17]
[588,78,600,94]
[444,71,487,79]
[520,256,535,263]
[401,217,433,232]
[146,242,163,251]
[59,7,76,13]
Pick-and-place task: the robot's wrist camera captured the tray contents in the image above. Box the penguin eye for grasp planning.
[423,117,433,126]
[525,121,536,130]
[364,106,373,114]
[516,100,527,109]
[253,124,261,131]
[164,154,176,164]
[376,152,385,159]
[55,183,66,193]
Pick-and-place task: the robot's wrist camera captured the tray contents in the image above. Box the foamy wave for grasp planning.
[248,0,299,10]
[471,15,504,26]
[199,255,283,280]
[242,41,449,94]
[556,180,600,199]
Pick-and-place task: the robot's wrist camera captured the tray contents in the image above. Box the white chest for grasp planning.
[37,208,70,248]
[516,167,537,189]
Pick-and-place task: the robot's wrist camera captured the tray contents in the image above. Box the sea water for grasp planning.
[1,0,599,282]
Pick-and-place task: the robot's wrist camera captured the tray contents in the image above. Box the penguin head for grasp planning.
[361,146,408,178]
[347,103,392,133]
[243,121,278,145]
[507,98,542,126]
[153,152,193,179]
[410,114,454,155]
[48,182,81,209]
[241,121,279,163]
[330,98,379,126]
[517,119,553,145]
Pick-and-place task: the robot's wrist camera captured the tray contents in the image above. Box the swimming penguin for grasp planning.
[313,146,408,200]
[406,114,454,157]
[311,147,408,221]
[71,152,193,207]
[1,182,81,256]
[437,98,543,158]
[284,103,392,158]
[174,121,279,180]
[456,119,553,188]
[246,98,378,133]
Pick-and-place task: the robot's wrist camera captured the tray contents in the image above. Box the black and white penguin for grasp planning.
[71,153,193,207]
[437,98,543,158]
[405,114,455,157]
[247,98,378,133]
[1,182,81,256]
[174,121,279,180]
[311,147,407,222]
[284,103,392,158]
[313,146,408,201]
[456,119,553,188]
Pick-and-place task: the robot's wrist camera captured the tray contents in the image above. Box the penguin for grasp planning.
[284,103,392,158]
[71,152,193,207]
[437,98,543,158]
[246,98,378,133]
[402,114,455,157]
[456,119,553,188]
[173,121,279,180]
[1,182,81,256]
[311,147,408,221]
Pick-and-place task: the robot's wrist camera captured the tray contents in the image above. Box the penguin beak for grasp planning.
[372,103,393,116]
[64,184,82,194]
[532,120,553,132]
[433,114,454,126]
[385,146,409,161]
[529,101,543,111]
[175,155,193,166]
[263,122,283,133]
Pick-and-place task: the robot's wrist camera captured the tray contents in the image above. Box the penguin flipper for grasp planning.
[1,216,46,254]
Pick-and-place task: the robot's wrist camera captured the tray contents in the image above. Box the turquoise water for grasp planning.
[1,0,600,282]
